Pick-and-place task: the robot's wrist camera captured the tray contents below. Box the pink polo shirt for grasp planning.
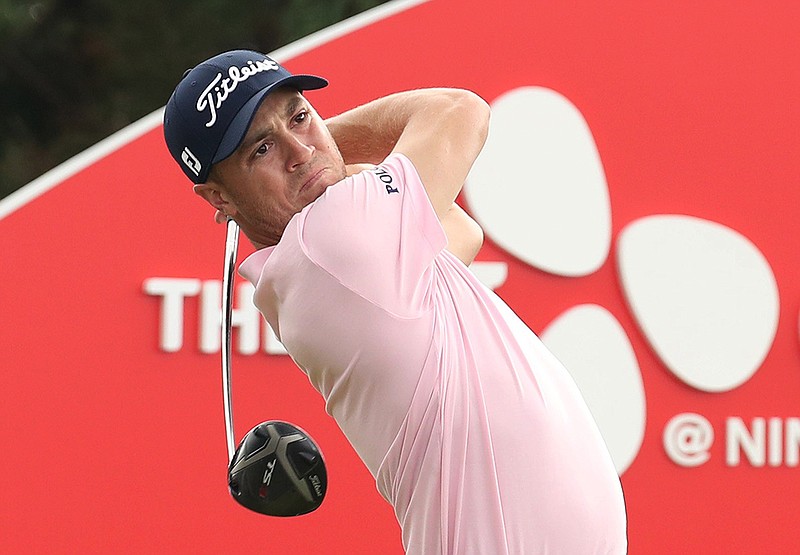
[240,154,627,554]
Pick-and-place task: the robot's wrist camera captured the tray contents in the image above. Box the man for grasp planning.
[164,50,627,554]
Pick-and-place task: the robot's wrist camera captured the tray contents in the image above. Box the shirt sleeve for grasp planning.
[297,153,447,317]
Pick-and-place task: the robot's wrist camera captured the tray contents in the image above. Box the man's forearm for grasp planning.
[325,106,394,165]
[325,88,476,165]
[324,90,415,165]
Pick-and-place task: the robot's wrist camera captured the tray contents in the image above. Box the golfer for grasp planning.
[164,50,627,554]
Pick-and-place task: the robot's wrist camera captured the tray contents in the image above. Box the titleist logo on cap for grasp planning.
[196,58,281,128]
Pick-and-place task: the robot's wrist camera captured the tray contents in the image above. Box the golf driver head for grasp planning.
[228,421,327,516]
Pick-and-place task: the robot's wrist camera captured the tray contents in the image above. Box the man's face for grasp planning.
[202,87,346,247]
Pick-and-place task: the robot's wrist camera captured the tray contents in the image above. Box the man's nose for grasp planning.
[285,134,314,171]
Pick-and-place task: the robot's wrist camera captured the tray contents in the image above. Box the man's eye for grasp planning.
[256,143,269,155]
[294,111,308,124]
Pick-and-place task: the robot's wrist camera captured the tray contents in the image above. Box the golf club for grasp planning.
[221,218,327,517]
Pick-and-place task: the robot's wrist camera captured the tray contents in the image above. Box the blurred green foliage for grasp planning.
[0,0,388,199]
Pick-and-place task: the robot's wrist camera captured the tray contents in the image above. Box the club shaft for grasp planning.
[222,218,240,462]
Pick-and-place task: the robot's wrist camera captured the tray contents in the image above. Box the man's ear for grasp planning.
[193,183,235,218]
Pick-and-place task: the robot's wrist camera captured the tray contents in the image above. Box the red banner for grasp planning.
[2,1,799,552]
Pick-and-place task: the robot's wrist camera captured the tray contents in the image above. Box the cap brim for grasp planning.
[212,74,328,168]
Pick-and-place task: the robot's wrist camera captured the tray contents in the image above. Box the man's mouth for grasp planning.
[300,168,326,195]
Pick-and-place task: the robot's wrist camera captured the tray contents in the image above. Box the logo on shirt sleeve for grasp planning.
[375,168,399,195]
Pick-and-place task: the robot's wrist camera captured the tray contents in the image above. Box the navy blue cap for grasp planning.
[163,50,328,183]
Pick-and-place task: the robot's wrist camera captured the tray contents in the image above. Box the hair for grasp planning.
[206,163,227,188]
